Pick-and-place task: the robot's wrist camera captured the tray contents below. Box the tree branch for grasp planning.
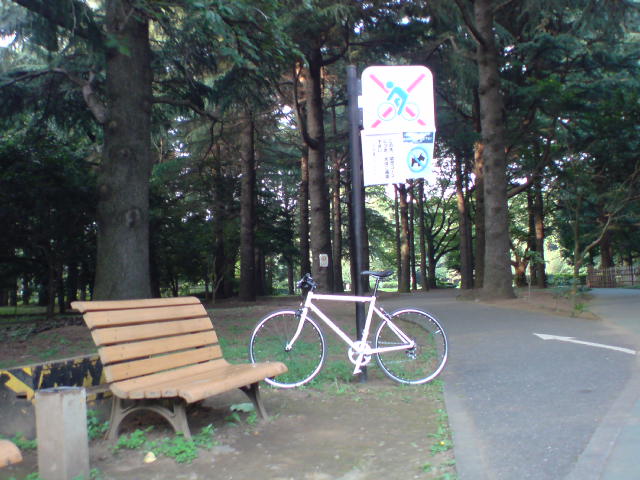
[453,0,486,48]
[12,0,104,48]
[291,64,318,150]
[53,68,107,124]
[153,96,220,122]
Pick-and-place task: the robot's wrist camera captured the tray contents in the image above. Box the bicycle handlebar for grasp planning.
[296,273,318,291]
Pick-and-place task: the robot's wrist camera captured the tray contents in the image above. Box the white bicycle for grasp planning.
[248,270,448,388]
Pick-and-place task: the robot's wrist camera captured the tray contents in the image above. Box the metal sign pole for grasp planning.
[347,65,367,382]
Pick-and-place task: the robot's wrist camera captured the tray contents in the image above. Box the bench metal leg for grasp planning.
[106,397,192,441]
[240,382,268,420]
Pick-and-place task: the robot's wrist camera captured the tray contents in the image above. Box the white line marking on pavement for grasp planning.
[533,333,637,355]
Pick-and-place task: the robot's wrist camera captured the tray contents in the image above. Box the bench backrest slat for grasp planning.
[71,297,225,385]
[99,331,219,364]
[105,346,222,383]
[73,297,202,312]
[83,304,207,329]
[92,317,214,345]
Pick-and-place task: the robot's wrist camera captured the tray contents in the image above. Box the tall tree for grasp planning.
[6,0,153,299]
[239,109,257,300]
[454,0,515,298]
[94,0,153,299]
[396,183,411,292]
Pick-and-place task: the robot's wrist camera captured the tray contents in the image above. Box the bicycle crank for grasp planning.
[348,341,372,366]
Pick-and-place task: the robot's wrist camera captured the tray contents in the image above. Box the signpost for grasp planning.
[347,64,436,382]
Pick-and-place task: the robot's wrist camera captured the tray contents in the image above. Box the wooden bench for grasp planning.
[71,297,287,440]
[0,440,22,468]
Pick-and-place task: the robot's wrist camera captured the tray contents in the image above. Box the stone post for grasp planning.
[35,387,89,480]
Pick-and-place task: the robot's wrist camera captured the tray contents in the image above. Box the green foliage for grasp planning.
[113,425,216,464]
[70,468,103,480]
[6,433,37,450]
[87,409,109,440]
[6,473,43,480]
[114,427,153,450]
[2,0,640,302]
[428,408,453,455]
[226,403,258,425]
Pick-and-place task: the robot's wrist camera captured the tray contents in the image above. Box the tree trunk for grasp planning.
[417,180,429,290]
[527,189,537,286]
[239,109,257,301]
[211,146,229,300]
[456,155,474,289]
[408,181,417,290]
[600,230,614,268]
[426,229,437,288]
[473,142,485,288]
[305,50,333,291]
[533,178,547,287]
[287,260,295,294]
[360,184,371,293]
[94,0,152,300]
[331,152,344,292]
[66,262,79,305]
[394,186,402,283]
[474,0,515,299]
[397,184,411,293]
[299,152,311,276]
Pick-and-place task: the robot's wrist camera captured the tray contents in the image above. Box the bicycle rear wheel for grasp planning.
[249,310,326,388]
[374,309,448,384]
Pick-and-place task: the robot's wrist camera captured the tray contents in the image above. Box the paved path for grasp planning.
[387,289,640,479]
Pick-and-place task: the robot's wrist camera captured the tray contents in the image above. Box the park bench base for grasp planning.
[106,381,266,440]
[71,297,287,441]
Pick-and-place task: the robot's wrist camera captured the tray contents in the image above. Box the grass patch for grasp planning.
[113,424,217,464]
[0,433,37,450]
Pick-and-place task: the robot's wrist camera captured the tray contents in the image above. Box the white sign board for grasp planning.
[359,65,436,186]
[361,131,434,186]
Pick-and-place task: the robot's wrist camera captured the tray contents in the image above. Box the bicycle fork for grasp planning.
[284,307,308,351]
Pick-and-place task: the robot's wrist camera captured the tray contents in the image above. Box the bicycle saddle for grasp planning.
[361,270,394,279]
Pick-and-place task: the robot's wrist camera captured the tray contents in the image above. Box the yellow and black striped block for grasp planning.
[0,354,107,402]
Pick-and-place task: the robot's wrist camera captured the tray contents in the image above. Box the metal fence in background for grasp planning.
[587,265,639,287]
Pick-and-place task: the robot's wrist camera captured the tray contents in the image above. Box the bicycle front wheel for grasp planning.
[374,309,448,385]
[249,310,326,388]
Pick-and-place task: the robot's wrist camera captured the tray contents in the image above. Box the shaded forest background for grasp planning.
[1,0,639,314]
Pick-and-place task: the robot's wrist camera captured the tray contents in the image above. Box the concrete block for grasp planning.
[35,387,89,480]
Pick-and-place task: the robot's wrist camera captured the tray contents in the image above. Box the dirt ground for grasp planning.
[0,287,592,480]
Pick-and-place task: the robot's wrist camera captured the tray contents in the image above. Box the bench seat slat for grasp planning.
[122,365,243,398]
[122,362,259,398]
[72,297,202,313]
[113,362,288,403]
[99,331,220,364]
[173,362,287,403]
[83,305,209,329]
[110,359,229,397]
[104,346,222,383]
[92,317,214,346]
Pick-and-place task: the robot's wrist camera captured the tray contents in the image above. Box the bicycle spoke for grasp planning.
[249,310,326,388]
[374,309,448,384]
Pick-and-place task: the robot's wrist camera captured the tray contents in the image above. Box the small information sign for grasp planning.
[361,131,434,186]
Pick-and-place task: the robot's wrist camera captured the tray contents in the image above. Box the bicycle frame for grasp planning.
[286,290,416,374]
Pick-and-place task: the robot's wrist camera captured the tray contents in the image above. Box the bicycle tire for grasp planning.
[374,309,448,384]
[249,310,326,388]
